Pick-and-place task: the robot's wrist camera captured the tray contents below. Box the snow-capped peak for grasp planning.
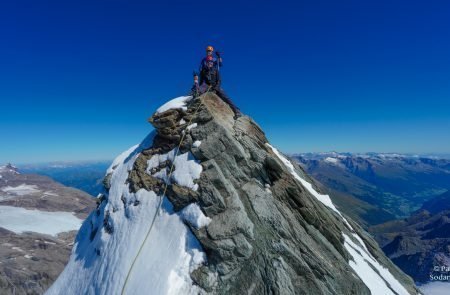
[0,163,20,175]
[47,92,418,295]
[324,157,339,164]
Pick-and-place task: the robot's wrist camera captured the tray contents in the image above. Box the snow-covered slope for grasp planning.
[47,93,419,295]
[47,132,209,295]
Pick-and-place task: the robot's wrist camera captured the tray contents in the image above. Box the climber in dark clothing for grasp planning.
[199,45,222,72]
[198,58,242,118]
[192,45,222,95]
[199,58,220,88]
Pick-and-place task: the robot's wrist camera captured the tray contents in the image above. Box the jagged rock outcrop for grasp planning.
[47,93,419,295]
[144,93,419,294]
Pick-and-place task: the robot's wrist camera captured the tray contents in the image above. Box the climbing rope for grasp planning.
[120,87,212,295]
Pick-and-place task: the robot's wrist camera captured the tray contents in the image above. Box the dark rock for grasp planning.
[166,184,198,212]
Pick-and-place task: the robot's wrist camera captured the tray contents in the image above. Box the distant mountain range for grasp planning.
[293,152,450,287]
[293,152,450,227]
[19,161,110,197]
[9,152,450,290]
[297,152,450,160]
[370,190,450,284]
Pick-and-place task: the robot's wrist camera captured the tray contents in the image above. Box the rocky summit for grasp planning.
[48,93,420,295]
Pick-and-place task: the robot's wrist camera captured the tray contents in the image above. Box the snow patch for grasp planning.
[106,144,140,175]
[324,157,339,164]
[267,144,343,216]
[0,206,82,236]
[43,191,59,197]
[156,96,193,114]
[179,203,211,229]
[192,140,202,148]
[344,234,410,295]
[12,246,24,252]
[146,149,202,191]
[186,123,197,131]
[1,184,40,196]
[268,144,356,233]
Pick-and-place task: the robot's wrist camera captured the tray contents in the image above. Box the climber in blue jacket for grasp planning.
[199,45,222,72]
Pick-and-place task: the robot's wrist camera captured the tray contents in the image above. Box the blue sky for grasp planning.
[1,0,449,163]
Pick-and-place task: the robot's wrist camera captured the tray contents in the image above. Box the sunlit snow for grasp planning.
[186,123,197,131]
[156,96,193,114]
[1,184,40,196]
[344,234,409,295]
[146,149,203,191]
[324,157,339,164]
[0,206,82,236]
[267,144,342,215]
[47,131,207,295]
[179,203,211,229]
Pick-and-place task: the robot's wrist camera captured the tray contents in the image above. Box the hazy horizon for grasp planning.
[5,150,450,166]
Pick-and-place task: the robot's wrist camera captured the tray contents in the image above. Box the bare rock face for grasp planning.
[0,229,77,295]
[126,93,419,294]
[0,165,95,294]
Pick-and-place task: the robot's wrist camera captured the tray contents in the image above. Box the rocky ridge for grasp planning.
[48,93,419,295]
[139,93,419,294]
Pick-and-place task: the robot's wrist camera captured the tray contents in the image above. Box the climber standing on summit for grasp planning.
[200,45,222,71]
[192,45,242,119]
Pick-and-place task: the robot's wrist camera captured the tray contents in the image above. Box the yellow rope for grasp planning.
[120,88,211,295]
